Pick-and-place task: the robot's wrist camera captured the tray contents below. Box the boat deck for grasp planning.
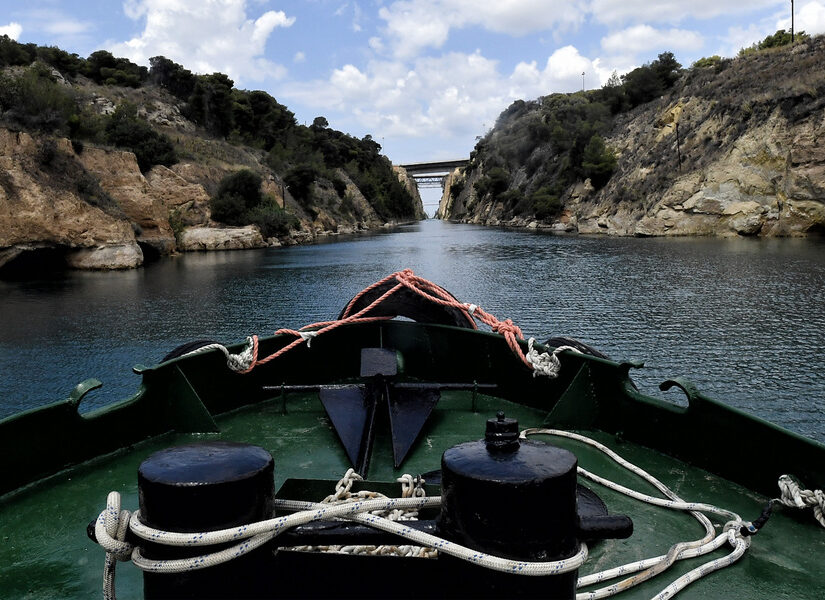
[2,390,822,599]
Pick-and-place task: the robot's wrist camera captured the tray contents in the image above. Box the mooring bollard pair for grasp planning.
[138,414,631,599]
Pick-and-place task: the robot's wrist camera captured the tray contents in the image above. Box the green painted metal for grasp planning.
[1,320,824,599]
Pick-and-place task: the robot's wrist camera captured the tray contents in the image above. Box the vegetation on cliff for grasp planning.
[450,31,824,236]
[0,35,417,242]
[465,51,682,221]
[210,169,297,238]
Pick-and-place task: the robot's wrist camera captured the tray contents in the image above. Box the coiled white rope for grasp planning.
[520,429,752,600]
[125,495,588,575]
[94,431,825,600]
[526,339,583,378]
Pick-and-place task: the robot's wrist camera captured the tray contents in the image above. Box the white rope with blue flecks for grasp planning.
[521,428,753,600]
[94,490,588,600]
[94,429,825,600]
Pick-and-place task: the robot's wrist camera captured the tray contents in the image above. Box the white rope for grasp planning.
[118,495,588,576]
[520,429,752,600]
[94,492,133,600]
[177,337,257,372]
[525,339,583,378]
[776,475,825,527]
[94,431,822,599]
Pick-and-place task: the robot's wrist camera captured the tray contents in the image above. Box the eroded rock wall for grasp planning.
[441,39,825,237]
[0,129,142,269]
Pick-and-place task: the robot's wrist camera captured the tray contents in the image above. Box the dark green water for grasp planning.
[1,220,823,441]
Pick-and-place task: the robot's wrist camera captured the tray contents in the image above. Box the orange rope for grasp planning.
[239,269,532,373]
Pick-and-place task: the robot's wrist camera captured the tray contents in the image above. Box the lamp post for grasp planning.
[791,0,795,43]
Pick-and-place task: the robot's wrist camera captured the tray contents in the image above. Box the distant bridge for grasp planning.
[398,159,468,188]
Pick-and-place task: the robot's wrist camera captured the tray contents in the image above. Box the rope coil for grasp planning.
[94,429,825,600]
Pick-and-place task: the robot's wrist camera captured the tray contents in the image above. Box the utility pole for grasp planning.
[791,0,795,43]
[675,122,682,172]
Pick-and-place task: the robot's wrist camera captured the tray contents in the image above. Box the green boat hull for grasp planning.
[1,320,824,598]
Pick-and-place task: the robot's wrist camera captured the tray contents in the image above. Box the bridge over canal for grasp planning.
[397,159,468,216]
[398,159,468,188]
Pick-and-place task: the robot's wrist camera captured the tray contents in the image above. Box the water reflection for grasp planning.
[1,221,823,442]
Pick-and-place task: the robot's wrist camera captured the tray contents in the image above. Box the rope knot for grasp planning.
[225,336,258,372]
[777,475,825,527]
[492,318,522,338]
[526,339,583,378]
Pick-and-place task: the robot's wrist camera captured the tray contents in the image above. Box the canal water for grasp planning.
[1,220,824,442]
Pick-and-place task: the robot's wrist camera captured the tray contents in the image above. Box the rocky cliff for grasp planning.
[0,123,423,272]
[0,58,423,273]
[439,37,825,237]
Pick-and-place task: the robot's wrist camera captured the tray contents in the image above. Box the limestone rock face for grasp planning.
[65,243,144,270]
[145,166,211,226]
[77,147,176,254]
[394,166,427,220]
[0,129,141,268]
[441,40,825,237]
[178,226,265,251]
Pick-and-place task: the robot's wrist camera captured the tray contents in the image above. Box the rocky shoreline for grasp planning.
[0,127,425,273]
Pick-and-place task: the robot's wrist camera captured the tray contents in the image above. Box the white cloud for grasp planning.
[109,0,295,85]
[590,0,780,25]
[376,1,586,58]
[283,45,607,149]
[294,51,306,63]
[601,25,704,55]
[777,1,825,35]
[721,23,775,56]
[43,18,94,37]
[0,22,23,40]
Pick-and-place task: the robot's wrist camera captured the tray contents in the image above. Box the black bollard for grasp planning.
[138,441,275,599]
[439,413,580,599]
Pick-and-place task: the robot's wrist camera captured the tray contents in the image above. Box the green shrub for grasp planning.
[581,135,617,189]
[105,102,177,172]
[210,170,299,238]
[0,66,77,133]
[84,50,147,87]
[215,169,263,209]
[331,176,347,197]
[247,200,298,238]
[474,167,510,199]
[530,186,562,219]
[449,179,465,199]
[209,192,246,224]
[739,30,811,57]
[340,192,356,216]
[284,165,317,205]
[692,55,722,69]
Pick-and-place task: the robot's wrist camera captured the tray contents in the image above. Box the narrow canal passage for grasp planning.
[1,220,823,442]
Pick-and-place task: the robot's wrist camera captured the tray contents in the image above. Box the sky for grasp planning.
[2,0,825,170]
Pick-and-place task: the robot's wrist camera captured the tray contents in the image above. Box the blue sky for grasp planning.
[2,0,824,168]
